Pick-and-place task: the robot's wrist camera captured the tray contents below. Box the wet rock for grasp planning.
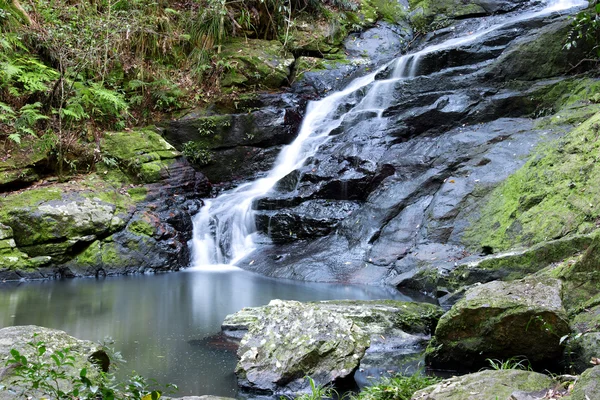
[411,369,556,400]
[163,94,303,183]
[233,299,370,394]
[486,18,589,81]
[255,200,360,243]
[425,276,570,371]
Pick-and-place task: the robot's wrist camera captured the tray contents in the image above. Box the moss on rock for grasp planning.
[412,369,556,400]
[101,128,180,184]
[427,276,570,371]
[219,39,294,90]
[465,112,600,253]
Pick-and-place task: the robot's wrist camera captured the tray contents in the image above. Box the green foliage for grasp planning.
[2,335,176,399]
[291,376,338,400]
[565,0,600,57]
[353,372,441,400]
[182,141,214,166]
[485,357,532,371]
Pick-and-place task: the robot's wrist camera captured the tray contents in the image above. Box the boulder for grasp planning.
[411,369,556,400]
[426,276,570,371]
[224,299,443,394]
[233,299,370,394]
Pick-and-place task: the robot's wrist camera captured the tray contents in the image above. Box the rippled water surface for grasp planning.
[0,268,412,397]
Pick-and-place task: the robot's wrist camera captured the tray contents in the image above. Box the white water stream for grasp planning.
[190,0,586,268]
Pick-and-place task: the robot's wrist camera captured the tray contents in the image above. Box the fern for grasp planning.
[8,132,21,143]
[12,102,47,138]
[0,101,15,122]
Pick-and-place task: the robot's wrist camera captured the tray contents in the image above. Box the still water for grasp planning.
[0,267,412,397]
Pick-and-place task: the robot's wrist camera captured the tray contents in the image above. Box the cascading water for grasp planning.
[190,0,586,268]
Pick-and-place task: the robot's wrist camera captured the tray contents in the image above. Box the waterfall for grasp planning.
[189,0,586,269]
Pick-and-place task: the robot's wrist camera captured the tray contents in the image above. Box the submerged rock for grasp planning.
[411,369,556,400]
[426,276,570,371]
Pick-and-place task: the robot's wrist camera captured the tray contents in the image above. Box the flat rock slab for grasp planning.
[426,276,569,371]
[411,369,555,400]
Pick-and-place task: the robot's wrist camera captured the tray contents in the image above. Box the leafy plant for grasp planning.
[565,0,600,57]
[293,376,338,400]
[485,357,532,371]
[353,372,441,400]
[2,335,176,399]
[182,141,214,165]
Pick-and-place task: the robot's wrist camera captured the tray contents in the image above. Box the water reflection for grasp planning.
[0,269,413,397]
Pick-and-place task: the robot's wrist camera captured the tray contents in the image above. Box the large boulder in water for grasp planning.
[426,276,570,371]
[225,299,442,394]
[411,369,556,400]
[233,299,370,394]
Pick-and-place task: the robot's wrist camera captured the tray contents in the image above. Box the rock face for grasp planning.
[411,369,556,400]
[0,325,108,399]
[233,300,370,394]
[426,276,570,371]
[220,7,590,287]
[0,128,210,281]
[223,299,442,394]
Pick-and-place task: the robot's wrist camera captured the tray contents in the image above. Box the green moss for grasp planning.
[127,218,155,237]
[101,128,179,184]
[446,234,595,289]
[465,112,600,252]
[127,187,147,202]
[219,39,294,89]
[0,187,62,221]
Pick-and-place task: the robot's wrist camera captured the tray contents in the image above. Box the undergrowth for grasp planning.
[0,0,393,181]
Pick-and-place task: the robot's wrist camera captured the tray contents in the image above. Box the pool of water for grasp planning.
[0,267,416,397]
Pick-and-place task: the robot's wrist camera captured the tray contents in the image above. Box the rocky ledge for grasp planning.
[0,128,210,281]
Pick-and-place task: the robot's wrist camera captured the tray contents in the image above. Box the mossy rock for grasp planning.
[564,365,600,400]
[465,111,600,252]
[286,16,348,55]
[426,276,570,371]
[555,234,600,316]
[234,299,370,394]
[445,233,595,290]
[219,39,294,89]
[565,332,600,374]
[0,145,49,190]
[486,19,589,81]
[412,369,555,400]
[101,128,180,184]
[408,0,485,31]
